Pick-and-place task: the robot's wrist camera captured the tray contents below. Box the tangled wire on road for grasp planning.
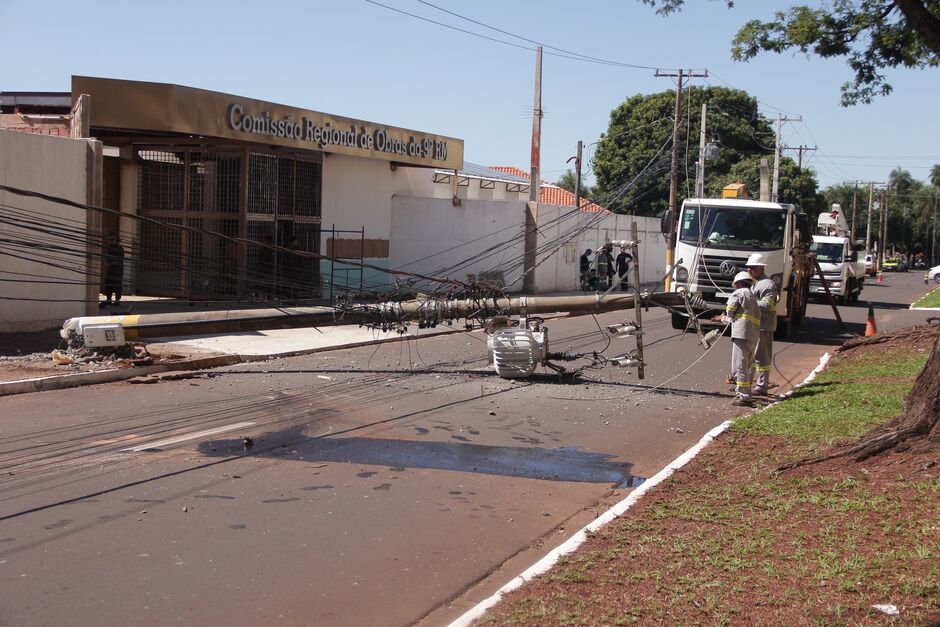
[335,278,512,335]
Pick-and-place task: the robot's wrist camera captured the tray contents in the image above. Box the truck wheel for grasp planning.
[671,311,688,330]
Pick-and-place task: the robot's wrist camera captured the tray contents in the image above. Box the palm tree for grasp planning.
[930,163,940,189]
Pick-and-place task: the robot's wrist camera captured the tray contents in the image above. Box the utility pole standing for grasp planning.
[772,114,781,202]
[784,144,817,170]
[695,103,707,197]
[523,46,542,295]
[771,114,802,202]
[866,182,874,253]
[567,140,583,209]
[656,68,706,290]
[851,181,858,241]
[880,187,889,268]
[930,192,937,266]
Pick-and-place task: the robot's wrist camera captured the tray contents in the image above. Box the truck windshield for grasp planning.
[809,242,844,263]
[680,205,786,250]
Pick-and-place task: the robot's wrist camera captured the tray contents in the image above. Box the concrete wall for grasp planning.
[322,153,393,240]
[390,196,526,291]
[389,195,668,294]
[0,130,100,331]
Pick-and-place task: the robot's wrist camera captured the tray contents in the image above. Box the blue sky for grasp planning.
[3,0,938,193]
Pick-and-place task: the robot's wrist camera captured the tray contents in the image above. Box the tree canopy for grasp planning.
[554,169,594,198]
[640,1,940,106]
[591,86,820,216]
[821,166,940,257]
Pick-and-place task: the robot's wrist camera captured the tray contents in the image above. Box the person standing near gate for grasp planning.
[746,253,779,397]
[596,246,610,289]
[101,233,124,307]
[603,244,616,289]
[615,245,633,290]
[579,248,592,290]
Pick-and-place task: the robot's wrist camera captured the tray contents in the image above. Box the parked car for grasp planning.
[864,253,875,276]
[926,264,940,284]
[883,256,900,272]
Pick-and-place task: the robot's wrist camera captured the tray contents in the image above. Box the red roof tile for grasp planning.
[489,166,610,213]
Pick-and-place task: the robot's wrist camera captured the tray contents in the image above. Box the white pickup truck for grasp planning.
[809,205,867,303]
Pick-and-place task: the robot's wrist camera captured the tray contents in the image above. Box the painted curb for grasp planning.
[448,350,834,627]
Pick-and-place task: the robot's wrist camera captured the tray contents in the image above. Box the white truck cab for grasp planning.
[809,205,866,303]
[664,186,813,338]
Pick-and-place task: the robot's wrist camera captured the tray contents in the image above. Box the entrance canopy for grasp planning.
[72,76,463,170]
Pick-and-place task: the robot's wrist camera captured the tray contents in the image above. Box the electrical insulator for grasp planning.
[700,328,722,349]
[607,323,640,337]
[610,355,643,368]
[687,295,709,310]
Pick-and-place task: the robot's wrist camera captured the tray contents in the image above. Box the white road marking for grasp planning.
[121,422,255,452]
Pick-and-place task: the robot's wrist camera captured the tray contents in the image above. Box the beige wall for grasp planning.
[390,193,667,294]
[0,130,100,331]
[321,153,393,241]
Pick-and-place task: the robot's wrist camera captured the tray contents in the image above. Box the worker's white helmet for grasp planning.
[732,271,753,286]
[744,253,768,267]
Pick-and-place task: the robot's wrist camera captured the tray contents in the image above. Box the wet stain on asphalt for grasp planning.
[372,483,392,491]
[302,485,334,491]
[263,498,299,503]
[451,435,470,442]
[356,471,377,478]
[229,524,246,530]
[44,519,71,530]
[126,497,164,503]
[201,426,639,487]
[414,427,429,435]
[193,494,236,500]
[0,537,15,543]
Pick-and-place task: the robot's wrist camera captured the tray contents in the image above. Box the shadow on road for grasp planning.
[199,425,642,488]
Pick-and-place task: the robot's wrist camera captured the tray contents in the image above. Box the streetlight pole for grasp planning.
[567,140,583,209]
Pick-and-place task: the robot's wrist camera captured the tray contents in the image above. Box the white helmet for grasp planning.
[732,271,753,286]
[745,253,768,267]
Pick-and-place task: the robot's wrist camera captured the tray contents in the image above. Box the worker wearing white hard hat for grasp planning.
[723,271,760,406]
[746,253,778,396]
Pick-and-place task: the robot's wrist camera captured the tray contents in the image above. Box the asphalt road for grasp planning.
[0,272,934,626]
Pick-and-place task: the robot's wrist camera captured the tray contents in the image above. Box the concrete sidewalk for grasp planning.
[0,322,466,397]
[146,322,465,358]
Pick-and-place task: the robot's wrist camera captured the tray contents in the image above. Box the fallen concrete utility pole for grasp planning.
[367,291,686,320]
[62,292,687,342]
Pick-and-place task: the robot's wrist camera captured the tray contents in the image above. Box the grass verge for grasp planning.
[912,286,940,308]
[482,344,940,625]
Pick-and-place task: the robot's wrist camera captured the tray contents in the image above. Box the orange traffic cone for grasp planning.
[876,271,883,284]
[865,305,878,337]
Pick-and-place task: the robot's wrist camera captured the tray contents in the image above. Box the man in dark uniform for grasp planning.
[102,233,124,307]
[579,248,592,290]
[616,245,633,290]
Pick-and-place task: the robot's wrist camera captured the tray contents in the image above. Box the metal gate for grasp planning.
[136,146,322,301]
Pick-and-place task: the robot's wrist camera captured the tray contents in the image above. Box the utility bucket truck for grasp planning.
[809,204,867,303]
[662,185,813,339]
